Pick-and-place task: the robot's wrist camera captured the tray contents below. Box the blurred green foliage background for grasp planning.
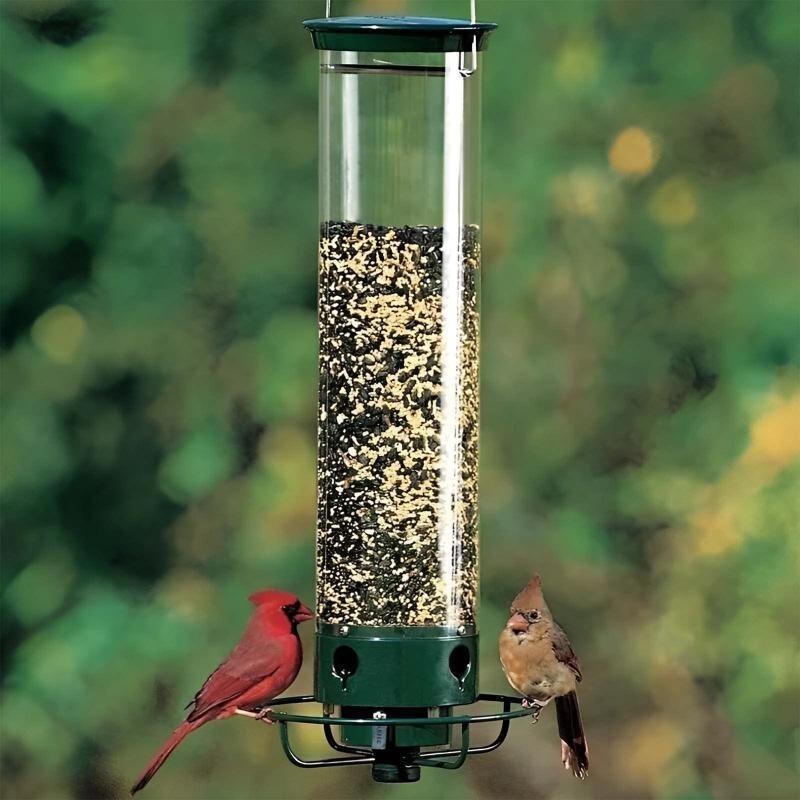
[1,0,798,798]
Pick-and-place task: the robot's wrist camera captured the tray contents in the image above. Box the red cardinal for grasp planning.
[499,575,589,779]
[131,589,313,794]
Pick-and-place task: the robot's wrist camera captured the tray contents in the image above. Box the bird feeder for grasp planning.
[260,11,536,783]
[312,13,491,719]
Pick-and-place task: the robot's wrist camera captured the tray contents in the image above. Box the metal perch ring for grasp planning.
[238,694,536,771]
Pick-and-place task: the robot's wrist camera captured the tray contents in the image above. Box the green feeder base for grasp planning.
[315,623,477,750]
[315,624,478,706]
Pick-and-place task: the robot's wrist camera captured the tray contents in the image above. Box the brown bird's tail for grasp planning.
[555,691,589,780]
[131,719,204,795]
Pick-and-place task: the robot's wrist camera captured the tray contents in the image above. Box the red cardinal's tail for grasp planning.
[131,719,204,795]
[555,691,589,779]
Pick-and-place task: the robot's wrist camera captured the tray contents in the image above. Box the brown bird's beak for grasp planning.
[507,613,529,633]
[294,603,314,623]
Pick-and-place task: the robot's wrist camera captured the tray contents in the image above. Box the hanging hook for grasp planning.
[470,0,477,72]
[459,0,479,76]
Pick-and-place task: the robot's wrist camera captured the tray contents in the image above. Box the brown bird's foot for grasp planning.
[521,698,544,723]
[255,707,275,725]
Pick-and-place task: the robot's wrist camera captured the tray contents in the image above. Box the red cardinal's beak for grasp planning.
[507,613,529,633]
[294,603,314,623]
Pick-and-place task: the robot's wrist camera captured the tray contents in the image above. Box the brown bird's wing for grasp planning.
[186,632,284,722]
[550,622,582,682]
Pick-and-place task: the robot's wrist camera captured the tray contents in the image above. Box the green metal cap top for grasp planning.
[303,16,497,53]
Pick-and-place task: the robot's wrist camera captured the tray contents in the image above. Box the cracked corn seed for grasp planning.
[317,221,479,626]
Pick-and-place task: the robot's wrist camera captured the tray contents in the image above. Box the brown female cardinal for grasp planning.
[131,589,313,794]
[499,575,589,779]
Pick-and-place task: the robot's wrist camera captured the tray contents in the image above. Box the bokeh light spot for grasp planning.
[155,569,217,620]
[650,177,698,226]
[741,392,800,472]
[5,546,75,626]
[612,714,684,786]
[609,126,659,177]
[552,168,619,220]
[692,506,741,556]
[556,36,602,86]
[31,305,87,364]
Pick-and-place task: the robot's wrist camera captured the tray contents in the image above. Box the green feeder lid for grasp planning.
[303,16,497,53]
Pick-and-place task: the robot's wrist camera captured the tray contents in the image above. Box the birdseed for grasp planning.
[317,221,479,627]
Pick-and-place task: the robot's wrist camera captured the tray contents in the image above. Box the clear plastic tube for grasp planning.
[317,48,482,628]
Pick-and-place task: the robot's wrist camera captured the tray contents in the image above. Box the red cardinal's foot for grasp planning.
[255,707,275,725]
